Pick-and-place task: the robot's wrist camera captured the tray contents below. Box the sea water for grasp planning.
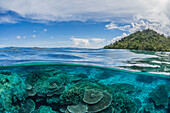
[0,47,169,113]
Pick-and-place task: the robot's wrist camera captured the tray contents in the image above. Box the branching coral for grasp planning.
[112,93,137,113]
[60,87,84,105]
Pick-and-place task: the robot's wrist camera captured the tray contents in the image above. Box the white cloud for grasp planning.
[108,33,128,43]
[50,36,54,38]
[0,0,169,36]
[70,37,106,48]
[32,35,36,38]
[33,30,36,33]
[91,38,105,43]
[106,20,170,37]
[16,35,21,39]
[43,29,47,32]
[0,16,18,23]
[0,0,169,23]
[23,36,26,38]
[70,37,90,47]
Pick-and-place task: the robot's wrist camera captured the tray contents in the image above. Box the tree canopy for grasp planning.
[104,29,170,51]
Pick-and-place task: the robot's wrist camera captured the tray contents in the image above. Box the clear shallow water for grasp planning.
[0,47,169,75]
[0,64,169,113]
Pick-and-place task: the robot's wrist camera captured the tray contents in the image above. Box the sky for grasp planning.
[0,0,169,48]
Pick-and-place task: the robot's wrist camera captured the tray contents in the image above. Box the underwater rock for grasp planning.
[149,85,168,107]
[86,91,112,112]
[33,105,58,113]
[135,75,157,84]
[0,73,26,112]
[70,73,88,82]
[60,87,85,105]
[83,89,104,104]
[95,70,114,79]
[112,93,137,113]
[143,103,155,113]
[111,83,136,93]
[67,102,87,113]
[19,99,35,113]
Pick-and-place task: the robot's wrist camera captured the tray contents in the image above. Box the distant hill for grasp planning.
[104,29,170,51]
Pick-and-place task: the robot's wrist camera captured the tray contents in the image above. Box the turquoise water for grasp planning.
[0,63,169,113]
[0,47,169,113]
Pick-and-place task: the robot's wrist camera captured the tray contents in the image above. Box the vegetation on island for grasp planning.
[104,29,170,51]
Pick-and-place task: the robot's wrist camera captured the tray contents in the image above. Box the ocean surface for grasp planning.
[0,47,169,75]
[0,47,170,113]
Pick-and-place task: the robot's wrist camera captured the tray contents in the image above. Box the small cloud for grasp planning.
[32,35,36,38]
[33,30,36,33]
[16,35,21,39]
[108,33,128,43]
[91,38,105,43]
[43,29,47,32]
[70,37,90,47]
[70,36,106,48]
[50,36,54,38]
[23,36,26,38]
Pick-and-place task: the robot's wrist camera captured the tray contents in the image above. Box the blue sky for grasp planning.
[0,20,125,48]
[0,0,169,48]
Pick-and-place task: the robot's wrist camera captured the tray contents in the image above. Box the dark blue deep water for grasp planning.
[0,47,169,113]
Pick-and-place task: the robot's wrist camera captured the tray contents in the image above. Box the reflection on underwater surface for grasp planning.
[0,64,169,113]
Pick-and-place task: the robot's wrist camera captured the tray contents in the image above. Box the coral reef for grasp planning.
[98,106,115,113]
[112,93,137,113]
[0,65,169,113]
[83,89,103,104]
[74,81,113,94]
[33,106,58,113]
[0,73,26,112]
[85,90,112,112]
[26,69,52,84]
[19,99,35,113]
[60,87,84,105]
[67,102,87,113]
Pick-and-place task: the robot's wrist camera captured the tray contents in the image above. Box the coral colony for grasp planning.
[0,65,169,113]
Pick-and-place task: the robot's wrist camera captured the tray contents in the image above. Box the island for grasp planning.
[104,29,170,51]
